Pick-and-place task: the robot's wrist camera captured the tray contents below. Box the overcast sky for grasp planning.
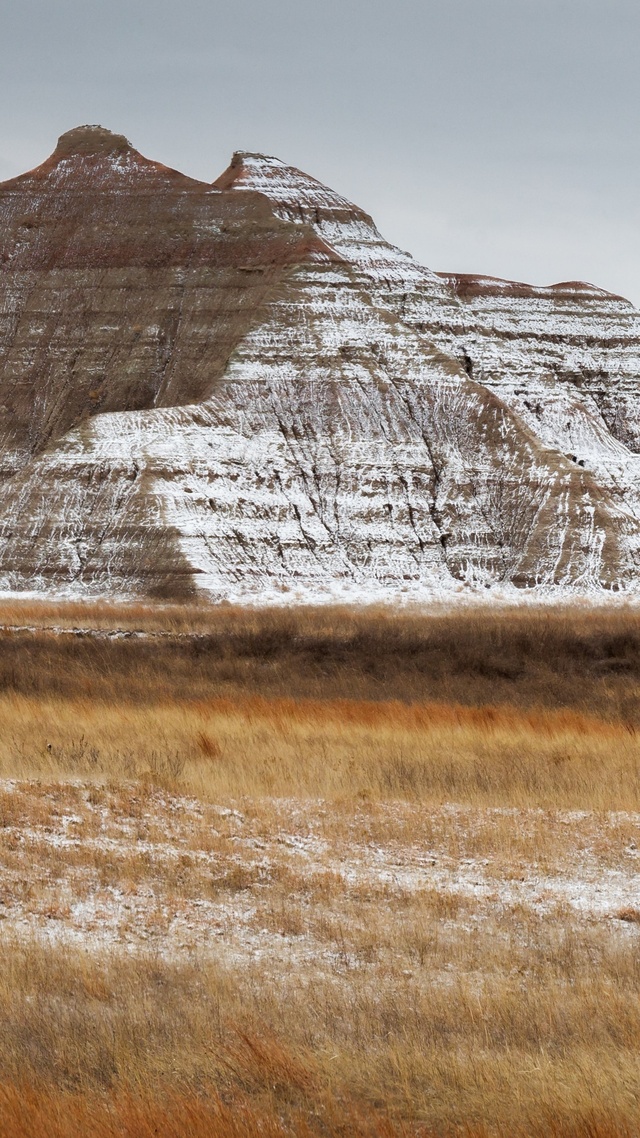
[2,0,639,301]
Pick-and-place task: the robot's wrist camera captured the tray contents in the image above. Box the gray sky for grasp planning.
[2,0,640,301]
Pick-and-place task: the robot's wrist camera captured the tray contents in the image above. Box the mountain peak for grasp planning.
[214,151,373,221]
[229,150,285,166]
[53,124,133,159]
[2,124,209,194]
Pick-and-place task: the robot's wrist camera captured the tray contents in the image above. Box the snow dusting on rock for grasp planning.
[1,129,640,602]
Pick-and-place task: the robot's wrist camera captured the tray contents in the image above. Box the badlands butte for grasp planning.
[1,124,640,602]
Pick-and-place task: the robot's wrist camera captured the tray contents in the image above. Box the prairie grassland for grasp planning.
[1,602,640,1135]
[0,691,638,808]
[0,784,639,1136]
[0,600,640,717]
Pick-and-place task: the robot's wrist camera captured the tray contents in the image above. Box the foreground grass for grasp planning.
[0,1085,424,1138]
[3,1087,633,1138]
[1,914,640,1135]
[0,784,639,1134]
[1,602,639,1134]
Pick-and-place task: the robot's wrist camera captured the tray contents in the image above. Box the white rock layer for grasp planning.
[1,134,640,602]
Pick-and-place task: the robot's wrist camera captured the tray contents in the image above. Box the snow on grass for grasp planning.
[1,781,638,970]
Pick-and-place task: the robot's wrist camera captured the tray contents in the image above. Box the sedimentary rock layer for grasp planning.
[0,128,639,600]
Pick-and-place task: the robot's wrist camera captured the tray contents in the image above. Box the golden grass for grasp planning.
[0,1082,428,1138]
[0,690,639,808]
[0,597,215,634]
[0,601,639,1134]
[0,915,639,1136]
[0,595,637,642]
[0,1095,634,1138]
[0,778,639,1134]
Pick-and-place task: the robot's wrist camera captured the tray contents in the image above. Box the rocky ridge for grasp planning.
[0,127,639,602]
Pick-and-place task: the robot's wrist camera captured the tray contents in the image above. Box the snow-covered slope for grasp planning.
[219,154,640,531]
[0,128,639,602]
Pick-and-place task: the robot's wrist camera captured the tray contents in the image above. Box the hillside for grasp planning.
[1,127,639,600]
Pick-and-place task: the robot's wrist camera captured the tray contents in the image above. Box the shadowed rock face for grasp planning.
[0,127,329,463]
[0,129,639,601]
[0,127,336,596]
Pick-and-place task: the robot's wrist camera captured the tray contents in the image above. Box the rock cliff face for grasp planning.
[0,127,639,601]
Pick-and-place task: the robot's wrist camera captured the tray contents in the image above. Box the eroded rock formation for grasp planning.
[0,128,639,601]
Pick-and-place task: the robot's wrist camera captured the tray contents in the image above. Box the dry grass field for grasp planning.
[0,601,639,1137]
[1,598,640,716]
